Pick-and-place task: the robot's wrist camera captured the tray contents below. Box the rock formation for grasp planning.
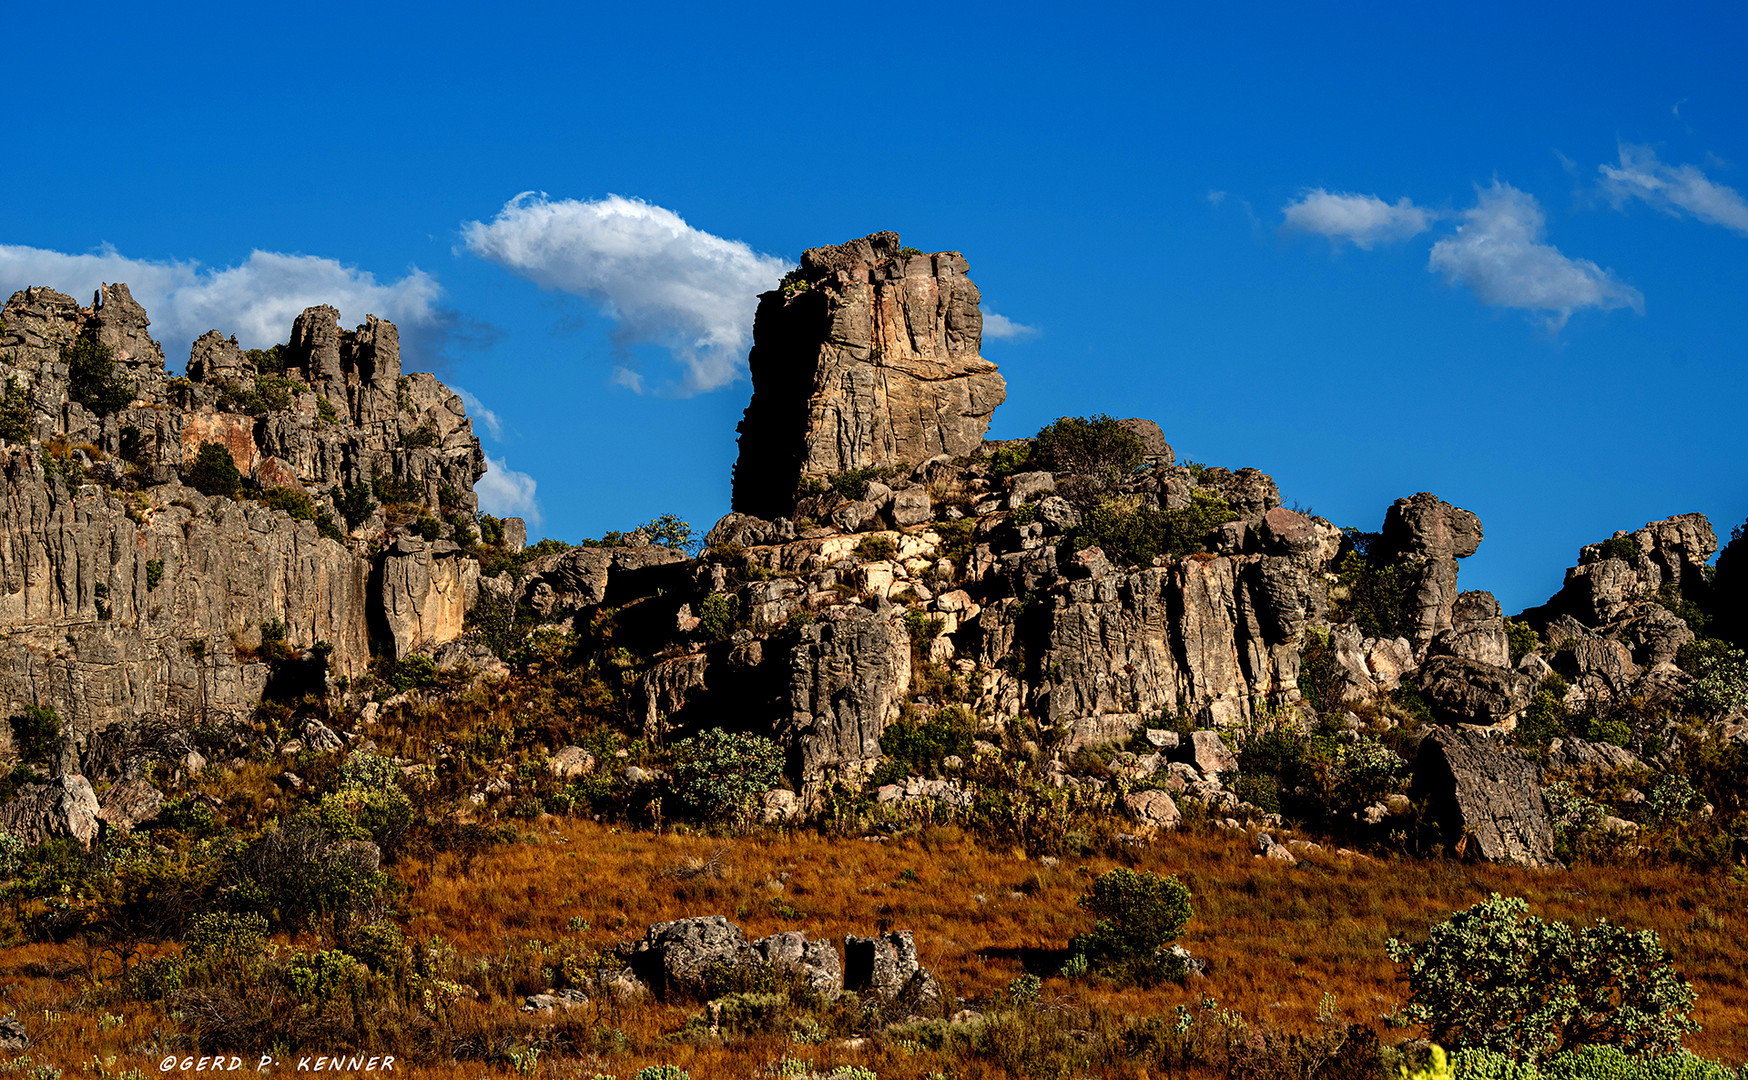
[1413,728,1560,867]
[732,232,1006,518]
[0,283,495,830]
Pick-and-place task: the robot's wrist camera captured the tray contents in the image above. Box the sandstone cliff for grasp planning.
[0,284,492,762]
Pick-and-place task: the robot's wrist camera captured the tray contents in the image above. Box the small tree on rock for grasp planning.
[186,442,241,498]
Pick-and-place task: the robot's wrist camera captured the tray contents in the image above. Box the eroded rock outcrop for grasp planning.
[1413,728,1559,867]
[732,232,1006,518]
[0,284,489,768]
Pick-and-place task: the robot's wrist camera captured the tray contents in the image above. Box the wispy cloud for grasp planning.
[0,243,450,364]
[981,308,1038,341]
[461,193,791,395]
[476,454,541,528]
[1281,189,1435,249]
[453,387,504,441]
[1599,143,1748,236]
[1428,182,1642,329]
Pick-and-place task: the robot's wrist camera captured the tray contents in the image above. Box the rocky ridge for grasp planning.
[2,234,1741,871]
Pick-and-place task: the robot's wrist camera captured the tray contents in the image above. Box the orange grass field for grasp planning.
[3,819,1746,1078]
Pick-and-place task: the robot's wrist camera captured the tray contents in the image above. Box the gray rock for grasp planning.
[1412,728,1559,867]
[1184,730,1238,778]
[732,233,1005,518]
[548,746,595,779]
[629,916,760,1001]
[0,775,101,846]
[843,930,942,1014]
[0,1016,25,1051]
[1417,655,1534,727]
[780,611,910,789]
[886,488,933,528]
[1378,493,1483,651]
[755,930,843,998]
[97,776,162,831]
[1121,789,1181,831]
[1116,418,1174,465]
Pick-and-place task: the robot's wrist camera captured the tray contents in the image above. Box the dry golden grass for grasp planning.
[5,818,1746,1078]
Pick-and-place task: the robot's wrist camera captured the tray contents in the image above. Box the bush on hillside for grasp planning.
[1067,488,1239,566]
[1388,894,1698,1061]
[1065,867,1193,984]
[669,728,784,830]
[1032,414,1145,479]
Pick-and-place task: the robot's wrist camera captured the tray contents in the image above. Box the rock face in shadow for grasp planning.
[1412,728,1559,868]
[732,232,1006,518]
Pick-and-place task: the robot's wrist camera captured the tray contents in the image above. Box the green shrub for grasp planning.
[1388,894,1698,1061]
[872,706,975,784]
[1032,414,1145,478]
[1513,676,1571,751]
[0,378,31,443]
[1689,646,1748,712]
[185,442,241,498]
[669,728,784,827]
[1066,867,1193,984]
[1452,1045,1743,1080]
[639,513,698,554]
[1067,488,1238,566]
[414,514,443,540]
[855,534,898,561]
[145,558,165,590]
[697,591,740,641]
[318,750,414,860]
[261,486,316,521]
[333,482,377,529]
[10,703,61,764]
[315,511,345,543]
[400,423,438,449]
[64,336,133,415]
[1506,619,1540,664]
[1599,536,1641,562]
[478,514,505,547]
[986,442,1033,477]
[1332,531,1411,638]
[631,1067,690,1080]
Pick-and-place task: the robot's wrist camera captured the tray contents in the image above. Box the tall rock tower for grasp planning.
[731,232,1007,518]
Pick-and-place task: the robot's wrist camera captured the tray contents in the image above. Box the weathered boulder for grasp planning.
[1528,514,1717,630]
[1412,728,1559,868]
[0,775,101,846]
[1378,493,1483,651]
[755,930,844,998]
[1417,655,1534,727]
[627,916,759,1001]
[732,232,1006,518]
[1121,789,1181,831]
[843,930,942,1013]
[516,544,690,623]
[1115,418,1174,465]
[97,776,163,831]
[378,539,480,660]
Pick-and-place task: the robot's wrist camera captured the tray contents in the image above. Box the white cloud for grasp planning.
[462,193,791,395]
[1281,189,1434,248]
[1206,190,1227,206]
[1599,143,1748,236]
[1428,182,1643,329]
[611,366,645,394]
[452,387,503,441]
[981,308,1038,341]
[476,454,541,528]
[0,243,447,363]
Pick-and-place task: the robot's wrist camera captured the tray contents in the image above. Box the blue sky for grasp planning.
[3,1,1744,613]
